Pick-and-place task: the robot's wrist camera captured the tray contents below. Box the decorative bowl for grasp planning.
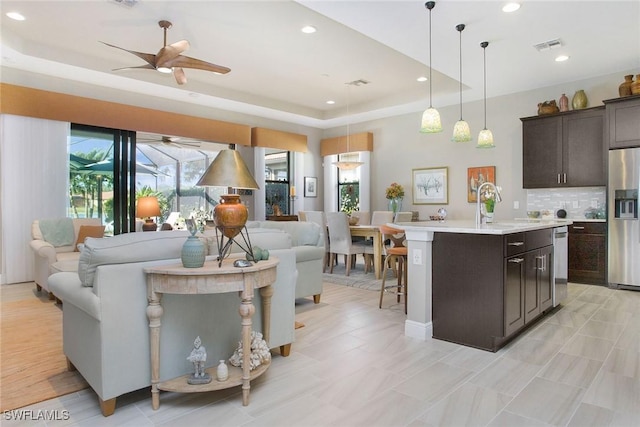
[429,215,445,221]
[348,216,359,225]
[527,210,541,218]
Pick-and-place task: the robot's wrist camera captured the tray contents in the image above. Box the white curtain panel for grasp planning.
[0,115,69,284]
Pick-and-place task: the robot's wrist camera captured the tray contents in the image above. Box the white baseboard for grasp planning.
[404,319,433,341]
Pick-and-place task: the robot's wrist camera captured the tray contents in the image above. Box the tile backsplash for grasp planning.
[527,187,606,219]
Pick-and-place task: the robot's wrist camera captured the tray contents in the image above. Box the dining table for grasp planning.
[349,224,383,279]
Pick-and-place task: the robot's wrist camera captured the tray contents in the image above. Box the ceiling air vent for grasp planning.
[346,79,370,86]
[533,38,563,52]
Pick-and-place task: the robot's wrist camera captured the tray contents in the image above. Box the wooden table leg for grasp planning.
[259,285,273,345]
[373,231,383,279]
[146,288,163,410]
[239,295,255,406]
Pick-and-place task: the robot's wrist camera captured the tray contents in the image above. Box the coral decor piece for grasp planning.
[229,331,271,371]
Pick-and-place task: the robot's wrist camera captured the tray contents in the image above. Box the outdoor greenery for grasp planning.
[339,182,359,215]
[69,149,112,219]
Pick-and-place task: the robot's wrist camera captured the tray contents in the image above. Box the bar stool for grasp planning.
[378,224,408,313]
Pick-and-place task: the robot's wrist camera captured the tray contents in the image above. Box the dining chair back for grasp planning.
[371,211,394,226]
[394,211,413,223]
[326,212,366,276]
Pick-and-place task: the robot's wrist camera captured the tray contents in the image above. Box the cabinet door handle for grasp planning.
[572,226,585,230]
[508,258,524,263]
[508,242,525,247]
[563,173,567,183]
[536,255,546,271]
[557,174,561,184]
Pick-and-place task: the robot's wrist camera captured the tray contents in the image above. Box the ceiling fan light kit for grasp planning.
[420,1,443,134]
[102,20,230,85]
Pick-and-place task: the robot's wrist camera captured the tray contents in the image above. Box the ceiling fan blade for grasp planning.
[174,67,187,85]
[101,41,157,67]
[156,41,189,68]
[164,55,231,75]
[112,64,155,71]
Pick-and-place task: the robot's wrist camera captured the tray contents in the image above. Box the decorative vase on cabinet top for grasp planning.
[631,74,640,96]
[572,90,588,110]
[559,93,569,112]
[619,75,634,97]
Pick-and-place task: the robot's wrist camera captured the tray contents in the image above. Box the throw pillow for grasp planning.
[74,225,105,251]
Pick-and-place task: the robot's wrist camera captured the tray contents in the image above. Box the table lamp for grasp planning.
[196,149,260,266]
[137,196,161,231]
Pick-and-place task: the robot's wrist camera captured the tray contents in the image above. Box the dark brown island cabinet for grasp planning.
[568,221,607,285]
[521,106,606,188]
[432,229,554,352]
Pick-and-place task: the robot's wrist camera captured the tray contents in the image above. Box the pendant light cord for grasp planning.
[457,24,464,120]
[428,5,433,108]
[483,43,487,128]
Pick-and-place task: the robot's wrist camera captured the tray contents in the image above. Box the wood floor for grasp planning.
[1,281,639,426]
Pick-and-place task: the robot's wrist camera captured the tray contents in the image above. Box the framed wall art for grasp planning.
[304,176,317,198]
[467,166,496,203]
[412,167,448,205]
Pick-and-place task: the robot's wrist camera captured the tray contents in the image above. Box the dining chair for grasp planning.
[351,211,370,225]
[326,212,366,276]
[378,224,408,313]
[394,211,413,223]
[302,211,330,272]
[371,211,394,226]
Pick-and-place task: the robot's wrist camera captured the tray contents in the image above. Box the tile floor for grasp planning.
[3,281,640,426]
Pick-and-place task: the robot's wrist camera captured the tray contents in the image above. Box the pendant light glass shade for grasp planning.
[420,1,442,133]
[452,120,472,142]
[452,23,471,142]
[477,41,495,148]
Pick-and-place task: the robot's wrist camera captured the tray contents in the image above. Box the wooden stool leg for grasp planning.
[379,255,390,308]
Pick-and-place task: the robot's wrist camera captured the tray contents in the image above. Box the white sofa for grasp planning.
[29,218,102,298]
[248,220,325,303]
[48,228,297,416]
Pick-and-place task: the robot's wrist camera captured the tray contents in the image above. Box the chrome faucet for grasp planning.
[476,182,502,226]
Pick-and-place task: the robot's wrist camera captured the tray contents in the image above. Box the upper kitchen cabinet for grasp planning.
[521,107,606,188]
[604,95,640,149]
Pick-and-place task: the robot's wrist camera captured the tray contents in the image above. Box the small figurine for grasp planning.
[537,100,559,115]
[187,336,211,385]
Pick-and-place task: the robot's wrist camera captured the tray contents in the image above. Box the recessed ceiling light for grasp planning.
[6,12,26,21]
[555,55,569,62]
[502,3,520,13]
[326,100,335,105]
[301,26,316,34]
[417,76,428,82]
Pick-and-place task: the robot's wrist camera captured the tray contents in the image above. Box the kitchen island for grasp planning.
[395,220,571,352]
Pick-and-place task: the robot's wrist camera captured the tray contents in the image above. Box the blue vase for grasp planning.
[389,197,403,216]
[181,236,206,268]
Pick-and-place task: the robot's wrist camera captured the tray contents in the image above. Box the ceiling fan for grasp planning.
[101,20,231,85]
[138,135,201,149]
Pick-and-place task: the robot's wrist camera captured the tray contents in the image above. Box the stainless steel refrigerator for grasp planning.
[608,148,640,290]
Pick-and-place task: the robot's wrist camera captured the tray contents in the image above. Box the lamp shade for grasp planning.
[477,129,495,148]
[420,107,443,133]
[452,120,472,142]
[136,196,161,218]
[196,149,259,190]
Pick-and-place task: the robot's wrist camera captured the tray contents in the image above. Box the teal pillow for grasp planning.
[39,218,74,247]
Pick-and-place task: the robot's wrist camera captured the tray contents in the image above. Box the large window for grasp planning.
[337,153,360,214]
[264,150,292,215]
[68,126,228,233]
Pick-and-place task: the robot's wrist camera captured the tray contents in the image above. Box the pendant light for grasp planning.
[477,41,495,148]
[452,23,472,142]
[333,81,363,170]
[420,1,442,133]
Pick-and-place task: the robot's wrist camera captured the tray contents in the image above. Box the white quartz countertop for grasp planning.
[395,219,572,235]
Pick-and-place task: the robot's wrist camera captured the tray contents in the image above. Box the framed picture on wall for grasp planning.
[412,167,448,204]
[304,176,317,198]
[468,166,496,203]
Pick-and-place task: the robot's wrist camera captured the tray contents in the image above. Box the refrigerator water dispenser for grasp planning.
[614,189,638,219]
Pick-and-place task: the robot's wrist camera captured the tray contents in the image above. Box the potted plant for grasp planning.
[484,198,495,223]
